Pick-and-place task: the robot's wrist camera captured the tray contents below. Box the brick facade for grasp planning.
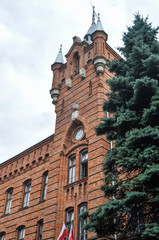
[0,17,120,240]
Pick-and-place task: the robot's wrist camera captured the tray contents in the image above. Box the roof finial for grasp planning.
[60,44,62,52]
[98,13,100,21]
[92,6,95,24]
[96,12,104,31]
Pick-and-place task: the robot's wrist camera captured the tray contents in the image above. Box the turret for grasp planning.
[92,17,108,75]
[83,8,108,75]
[84,6,97,44]
[50,45,64,105]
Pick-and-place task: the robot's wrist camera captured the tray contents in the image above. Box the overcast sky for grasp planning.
[0,0,159,164]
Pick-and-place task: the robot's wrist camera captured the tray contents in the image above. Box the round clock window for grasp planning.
[75,129,84,140]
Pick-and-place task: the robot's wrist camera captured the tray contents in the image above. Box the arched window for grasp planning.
[73,52,80,75]
[0,232,6,240]
[78,203,87,240]
[37,219,43,240]
[42,171,48,200]
[65,207,74,236]
[5,187,13,214]
[23,179,31,207]
[80,149,88,179]
[17,226,25,240]
[68,154,76,184]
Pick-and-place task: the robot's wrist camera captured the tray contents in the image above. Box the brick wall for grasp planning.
[0,30,120,240]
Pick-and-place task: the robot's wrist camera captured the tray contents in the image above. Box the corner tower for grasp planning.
[49,7,120,240]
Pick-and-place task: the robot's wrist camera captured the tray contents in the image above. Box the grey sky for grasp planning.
[0,0,159,164]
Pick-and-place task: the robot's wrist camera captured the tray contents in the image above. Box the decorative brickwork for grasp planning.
[0,19,120,240]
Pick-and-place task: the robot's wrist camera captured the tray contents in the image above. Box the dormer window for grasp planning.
[73,52,80,75]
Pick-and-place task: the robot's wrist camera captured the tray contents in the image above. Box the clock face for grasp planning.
[75,129,84,140]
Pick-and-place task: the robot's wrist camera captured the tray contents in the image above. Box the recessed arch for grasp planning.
[73,51,80,75]
[60,115,89,151]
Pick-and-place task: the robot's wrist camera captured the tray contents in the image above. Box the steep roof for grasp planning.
[84,6,105,43]
[54,44,64,64]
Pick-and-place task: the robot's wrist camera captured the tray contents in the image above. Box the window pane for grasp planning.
[82,162,88,178]
[5,190,13,214]
[72,166,75,182]
[79,204,87,240]
[23,194,27,207]
[23,181,31,207]
[80,150,88,179]
[0,234,5,240]
[25,183,31,192]
[8,191,12,200]
[69,168,72,184]
[43,173,48,200]
[66,209,74,238]
[69,159,72,167]
[18,228,25,240]
[5,200,11,214]
[44,174,48,184]
[26,192,30,205]
[38,221,43,240]
[72,158,76,166]
[23,192,30,207]
[68,156,76,184]
[43,185,47,200]
[81,152,88,162]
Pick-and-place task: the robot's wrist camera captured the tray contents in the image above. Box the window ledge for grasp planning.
[39,199,46,204]
[64,177,88,189]
[19,206,29,211]
[1,213,10,218]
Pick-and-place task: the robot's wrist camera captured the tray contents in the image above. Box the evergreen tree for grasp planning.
[85,14,159,240]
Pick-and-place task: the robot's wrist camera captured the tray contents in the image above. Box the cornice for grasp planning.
[0,134,54,168]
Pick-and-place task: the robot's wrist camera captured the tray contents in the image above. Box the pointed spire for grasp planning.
[96,13,104,31]
[54,44,64,64]
[92,6,96,25]
[84,6,97,43]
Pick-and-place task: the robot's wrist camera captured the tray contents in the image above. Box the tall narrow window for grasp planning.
[5,188,13,214]
[37,220,43,240]
[80,149,88,179]
[61,99,64,113]
[73,52,80,75]
[89,81,92,96]
[78,203,87,240]
[17,226,25,240]
[23,180,31,207]
[68,155,76,184]
[106,112,110,118]
[42,171,48,200]
[110,141,113,149]
[66,208,74,236]
[103,42,105,54]
[0,232,6,240]
[95,43,97,54]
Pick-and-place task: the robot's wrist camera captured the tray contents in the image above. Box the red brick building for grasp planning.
[0,8,120,240]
